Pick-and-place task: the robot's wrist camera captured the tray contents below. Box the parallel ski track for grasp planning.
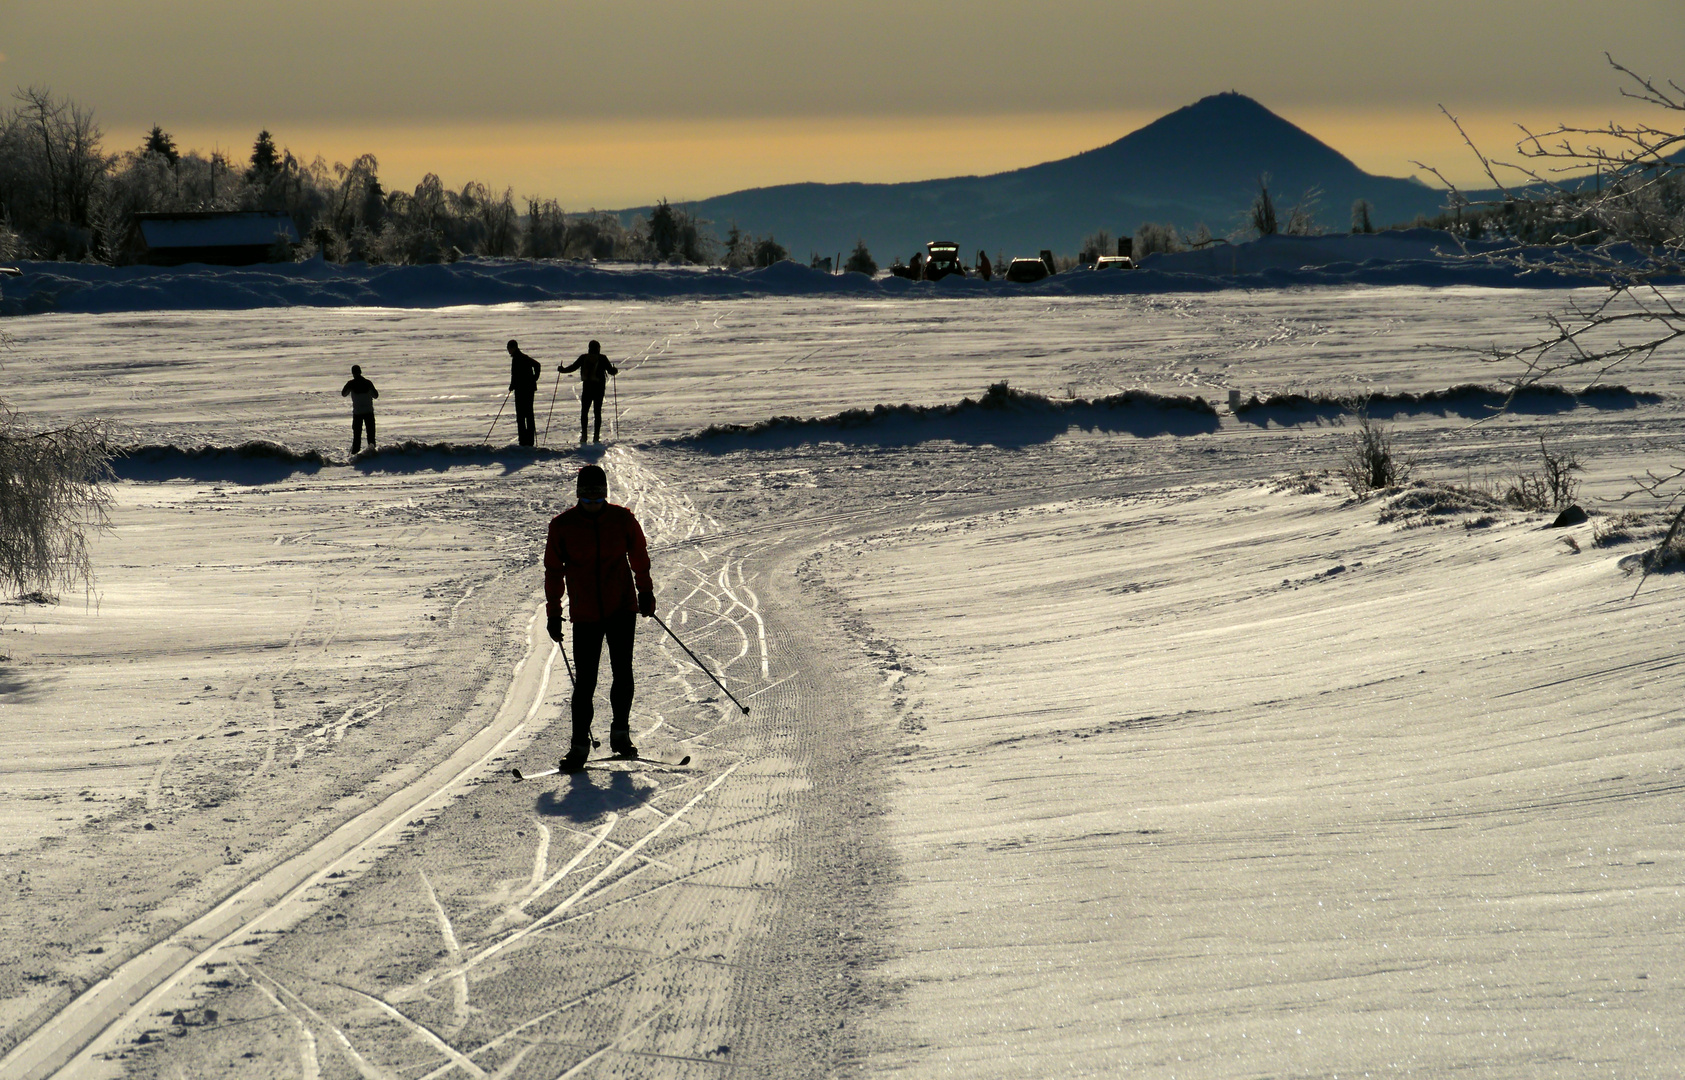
[0,614,563,1080]
[12,447,1352,1077]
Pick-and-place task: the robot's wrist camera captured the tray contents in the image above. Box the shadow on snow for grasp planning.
[110,440,590,484]
[533,770,658,823]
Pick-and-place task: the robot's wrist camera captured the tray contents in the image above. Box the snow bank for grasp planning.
[3,230,1662,316]
[1234,382,1663,425]
[673,382,1220,449]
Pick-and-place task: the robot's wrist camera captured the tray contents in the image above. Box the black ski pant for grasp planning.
[580,382,606,441]
[351,413,375,453]
[514,389,537,446]
[571,610,635,743]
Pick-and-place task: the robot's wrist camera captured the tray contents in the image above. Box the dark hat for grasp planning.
[351,364,361,374]
[576,464,608,495]
[588,339,600,352]
[507,339,518,350]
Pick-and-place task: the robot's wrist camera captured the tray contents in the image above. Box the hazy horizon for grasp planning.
[5,0,1682,209]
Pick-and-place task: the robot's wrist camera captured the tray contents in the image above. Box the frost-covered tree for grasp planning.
[1282,187,1324,235]
[752,235,787,267]
[0,86,111,257]
[1134,222,1183,258]
[1250,175,1278,237]
[844,238,877,276]
[723,223,751,268]
[1078,229,1113,264]
[648,199,679,260]
[1420,55,1685,580]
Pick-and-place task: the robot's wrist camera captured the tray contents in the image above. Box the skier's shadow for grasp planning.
[534,771,654,823]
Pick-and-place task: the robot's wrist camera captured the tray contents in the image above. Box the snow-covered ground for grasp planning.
[2,282,1683,1078]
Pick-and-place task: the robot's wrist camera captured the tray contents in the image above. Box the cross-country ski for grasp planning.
[511,753,692,781]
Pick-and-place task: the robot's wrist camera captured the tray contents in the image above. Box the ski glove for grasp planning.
[547,615,564,643]
[638,591,656,618]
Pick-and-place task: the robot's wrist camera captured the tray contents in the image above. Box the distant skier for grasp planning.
[976,250,993,281]
[545,464,656,770]
[506,339,542,446]
[340,364,378,454]
[560,339,618,444]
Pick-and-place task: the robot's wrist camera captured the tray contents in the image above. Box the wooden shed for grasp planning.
[129,211,299,266]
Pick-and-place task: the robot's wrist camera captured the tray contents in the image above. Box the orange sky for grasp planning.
[5,1,1682,207]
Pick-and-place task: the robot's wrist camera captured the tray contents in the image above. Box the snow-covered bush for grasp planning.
[1339,408,1409,495]
[1502,437,1582,512]
[0,402,112,599]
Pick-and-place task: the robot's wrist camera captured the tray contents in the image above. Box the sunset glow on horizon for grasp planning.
[5,1,1682,209]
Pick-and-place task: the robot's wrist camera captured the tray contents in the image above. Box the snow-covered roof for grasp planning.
[135,212,299,250]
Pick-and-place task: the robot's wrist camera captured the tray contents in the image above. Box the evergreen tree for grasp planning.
[144,124,179,166]
[844,238,877,276]
[1351,199,1374,234]
[248,129,280,181]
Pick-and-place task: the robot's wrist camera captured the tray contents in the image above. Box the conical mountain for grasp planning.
[638,93,1448,263]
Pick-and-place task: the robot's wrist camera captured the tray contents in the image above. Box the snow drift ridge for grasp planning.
[674,382,1220,447]
[1234,382,1662,423]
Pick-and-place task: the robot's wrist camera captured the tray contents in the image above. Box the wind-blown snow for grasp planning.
[3,285,1684,1078]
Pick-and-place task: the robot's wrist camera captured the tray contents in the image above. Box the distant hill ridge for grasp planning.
[625,92,1450,262]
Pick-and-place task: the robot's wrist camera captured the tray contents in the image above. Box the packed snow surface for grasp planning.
[1,283,1683,1079]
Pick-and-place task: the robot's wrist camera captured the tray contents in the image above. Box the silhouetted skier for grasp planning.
[976,250,993,281]
[506,339,542,446]
[560,340,618,444]
[545,464,656,770]
[340,365,378,454]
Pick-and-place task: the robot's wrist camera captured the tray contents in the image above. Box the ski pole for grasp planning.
[611,373,620,441]
[558,635,574,686]
[542,366,563,446]
[485,390,511,444]
[651,613,749,714]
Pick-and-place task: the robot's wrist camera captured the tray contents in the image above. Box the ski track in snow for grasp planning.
[1,287,1683,1078]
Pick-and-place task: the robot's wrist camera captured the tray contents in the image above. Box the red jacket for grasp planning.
[544,504,653,622]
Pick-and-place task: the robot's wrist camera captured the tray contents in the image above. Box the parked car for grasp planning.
[1094,255,1134,270]
[923,241,966,281]
[1005,257,1051,283]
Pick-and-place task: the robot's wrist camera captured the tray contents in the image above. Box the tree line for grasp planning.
[0,86,796,268]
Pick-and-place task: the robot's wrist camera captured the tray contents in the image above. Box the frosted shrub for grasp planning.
[1339,409,1409,494]
[1592,511,1649,548]
[0,403,112,599]
[1503,437,1582,512]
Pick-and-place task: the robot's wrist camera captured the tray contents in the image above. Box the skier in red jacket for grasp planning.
[544,464,656,770]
